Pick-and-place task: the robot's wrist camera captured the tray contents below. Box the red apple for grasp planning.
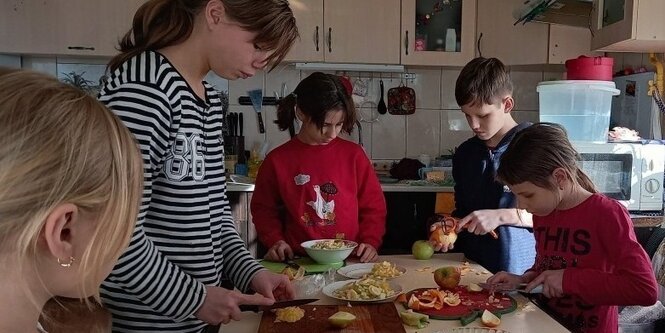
[433,266,461,290]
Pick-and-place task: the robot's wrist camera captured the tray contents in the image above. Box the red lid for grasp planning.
[565,56,614,81]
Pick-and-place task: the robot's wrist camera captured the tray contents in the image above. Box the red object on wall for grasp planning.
[565,56,614,81]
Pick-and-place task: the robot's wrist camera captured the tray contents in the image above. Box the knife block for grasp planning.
[224,135,245,175]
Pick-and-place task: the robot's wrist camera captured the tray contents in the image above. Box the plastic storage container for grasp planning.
[565,56,614,81]
[537,80,620,142]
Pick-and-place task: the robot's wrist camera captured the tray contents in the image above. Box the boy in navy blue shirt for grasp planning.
[434,57,535,274]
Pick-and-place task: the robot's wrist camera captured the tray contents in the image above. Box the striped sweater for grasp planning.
[98,50,264,332]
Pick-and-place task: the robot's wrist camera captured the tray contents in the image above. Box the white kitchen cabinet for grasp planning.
[284,0,401,64]
[401,0,477,66]
[476,0,549,65]
[0,0,144,57]
[591,0,665,52]
[548,25,602,64]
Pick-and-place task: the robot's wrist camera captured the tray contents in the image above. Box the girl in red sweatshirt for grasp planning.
[489,123,658,333]
[251,72,386,263]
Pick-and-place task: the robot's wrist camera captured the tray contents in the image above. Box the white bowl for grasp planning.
[300,239,358,264]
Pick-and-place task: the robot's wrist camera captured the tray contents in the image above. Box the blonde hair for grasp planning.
[0,69,143,305]
[108,0,298,72]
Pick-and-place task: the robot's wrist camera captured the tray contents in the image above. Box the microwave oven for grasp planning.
[573,142,665,213]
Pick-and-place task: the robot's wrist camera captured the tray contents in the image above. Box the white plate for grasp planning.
[337,263,406,279]
[322,279,403,303]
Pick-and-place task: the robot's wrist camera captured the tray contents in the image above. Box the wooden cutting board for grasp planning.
[257,303,406,333]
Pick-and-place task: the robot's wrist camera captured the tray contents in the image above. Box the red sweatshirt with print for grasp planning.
[251,137,386,255]
[530,193,657,333]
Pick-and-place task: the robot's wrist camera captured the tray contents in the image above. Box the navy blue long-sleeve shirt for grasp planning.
[452,122,535,274]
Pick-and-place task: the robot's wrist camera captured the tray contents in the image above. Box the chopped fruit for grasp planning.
[274,306,305,323]
[281,266,305,281]
[443,295,461,306]
[399,309,429,329]
[467,283,483,292]
[396,293,407,303]
[481,309,501,327]
[328,311,356,328]
[407,294,421,310]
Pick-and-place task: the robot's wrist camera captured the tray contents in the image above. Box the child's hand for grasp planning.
[486,271,522,290]
[264,240,293,262]
[457,209,502,235]
[355,243,378,262]
[528,269,564,298]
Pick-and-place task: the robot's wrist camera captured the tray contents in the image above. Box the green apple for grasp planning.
[400,309,429,328]
[433,266,461,289]
[411,240,434,260]
[328,311,356,328]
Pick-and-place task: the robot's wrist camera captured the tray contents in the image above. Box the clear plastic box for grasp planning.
[537,80,620,143]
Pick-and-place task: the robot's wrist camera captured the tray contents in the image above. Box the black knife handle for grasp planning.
[239,304,259,312]
[257,112,265,133]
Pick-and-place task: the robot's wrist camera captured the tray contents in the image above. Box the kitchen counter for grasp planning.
[227,182,454,193]
[222,253,570,333]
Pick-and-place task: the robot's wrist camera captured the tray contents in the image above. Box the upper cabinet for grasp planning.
[0,0,144,57]
[591,0,665,52]
[548,25,602,64]
[284,0,401,64]
[401,0,477,66]
[476,0,548,65]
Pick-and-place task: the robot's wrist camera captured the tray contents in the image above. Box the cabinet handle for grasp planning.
[315,26,320,51]
[328,27,332,53]
[405,30,409,56]
[67,46,95,51]
[476,33,483,58]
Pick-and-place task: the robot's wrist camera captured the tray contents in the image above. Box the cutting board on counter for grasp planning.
[257,303,406,333]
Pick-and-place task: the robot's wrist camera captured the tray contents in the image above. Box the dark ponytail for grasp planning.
[275,93,298,131]
[275,72,357,134]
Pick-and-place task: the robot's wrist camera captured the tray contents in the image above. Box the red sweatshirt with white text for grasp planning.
[530,193,657,333]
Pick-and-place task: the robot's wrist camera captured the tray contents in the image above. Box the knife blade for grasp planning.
[239,298,318,312]
[478,282,543,294]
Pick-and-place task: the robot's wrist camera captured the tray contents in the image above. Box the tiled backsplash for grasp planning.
[1,52,660,163]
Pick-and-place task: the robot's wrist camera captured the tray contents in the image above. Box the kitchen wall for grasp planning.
[1,52,662,162]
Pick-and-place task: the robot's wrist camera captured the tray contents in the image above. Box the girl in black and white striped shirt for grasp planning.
[98,1,298,331]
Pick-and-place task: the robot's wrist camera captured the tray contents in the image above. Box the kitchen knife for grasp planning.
[239,298,318,312]
[239,112,243,137]
[477,282,543,294]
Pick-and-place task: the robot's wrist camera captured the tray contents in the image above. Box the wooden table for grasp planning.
[222,253,570,333]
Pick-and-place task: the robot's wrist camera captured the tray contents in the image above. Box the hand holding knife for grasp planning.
[239,298,318,312]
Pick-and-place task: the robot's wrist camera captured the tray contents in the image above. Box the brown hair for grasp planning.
[497,123,597,193]
[275,72,357,133]
[108,0,298,72]
[0,69,143,308]
[455,57,513,107]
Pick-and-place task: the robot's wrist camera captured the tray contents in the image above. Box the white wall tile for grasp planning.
[511,71,541,111]
[512,110,540,124]
[263,104,291,152]
[370,114,406,159]
[340,117,372,157]
[543,71,564,81]
[265,64,301,97]
[205,72,229,92]
[406,109,440,158]
[228,72,265,106]
[440,110,473,153]
[408,68,441,109]
[441,69,461,109]
[0,54,21,68]
[22,56,57,76]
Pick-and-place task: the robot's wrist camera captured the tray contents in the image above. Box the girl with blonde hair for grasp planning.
[98,0,299,331]
[0,69,143,332]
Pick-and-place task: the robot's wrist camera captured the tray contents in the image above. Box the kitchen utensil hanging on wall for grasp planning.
[377,79,387,114]
[388,81,416,115]
[247,89,265,133]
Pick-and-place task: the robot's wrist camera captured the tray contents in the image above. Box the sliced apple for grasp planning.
[481,309,501,327]
[328,311,356,328]
[467,283,483,292]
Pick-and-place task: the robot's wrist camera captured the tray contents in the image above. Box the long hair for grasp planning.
[497,122,597,193]
[275,72,357,134]
[0,69,143,307]
[107,0,298,72]
[455,57,513,107]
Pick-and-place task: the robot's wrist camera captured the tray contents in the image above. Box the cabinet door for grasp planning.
[476,0,548,65]
[57,0,144,56]
[548,25,601,64]
[325,0,400,64]
[284,0,324,62]
[0,0,59,55]
[401,0,476,66]
[591,0,665,51]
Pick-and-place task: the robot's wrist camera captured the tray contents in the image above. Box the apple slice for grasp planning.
[467,283,483,292]
[481,309,501,327]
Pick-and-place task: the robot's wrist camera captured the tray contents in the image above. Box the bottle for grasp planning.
[247,146,263,180]
[435,38,445,51]
[445,28,457,52]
